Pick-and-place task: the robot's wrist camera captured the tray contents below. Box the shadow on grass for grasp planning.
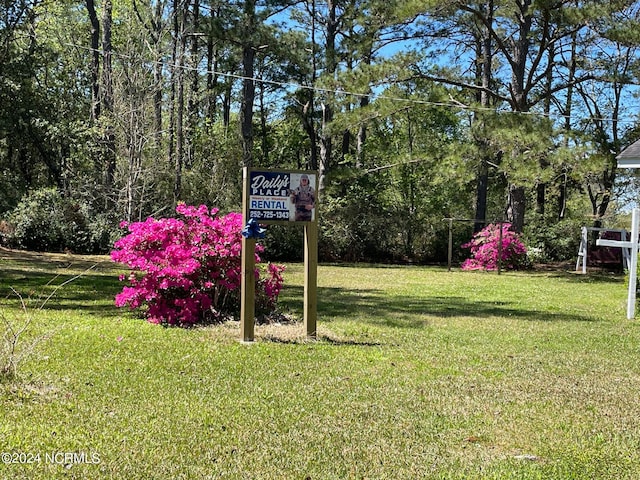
[260,334,383,347]
[322,261,626,284]
[280,284,600,327]
[0,267,123,317]
[1,249,611,324]
[528,270,625,284]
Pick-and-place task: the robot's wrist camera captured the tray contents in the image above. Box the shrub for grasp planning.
[111,204,285,326]
[5,188,65,252]
[461,222,528,271]
[523,215,583,262]
[2,188,119,254]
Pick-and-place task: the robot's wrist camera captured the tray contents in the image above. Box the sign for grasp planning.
[247,170,317,223]
[241,168,319,342]
[596,207,640,319]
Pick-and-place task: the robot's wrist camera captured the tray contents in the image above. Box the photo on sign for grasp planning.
[288,173,316,222]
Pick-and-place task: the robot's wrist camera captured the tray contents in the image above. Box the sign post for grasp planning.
[241,168,319,341]
[240,168,256,342]
[304,221,318,337]
[240,235,256,342]
[596,207,640,319]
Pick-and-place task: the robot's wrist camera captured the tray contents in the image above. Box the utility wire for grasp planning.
[63,41,640,126]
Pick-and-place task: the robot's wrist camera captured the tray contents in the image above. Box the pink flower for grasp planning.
[111,204,285,326]
[461,223,527,271]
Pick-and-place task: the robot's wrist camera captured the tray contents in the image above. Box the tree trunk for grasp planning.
[505,0,532,232]
[558,30,577,220]
[206,6,220,121]
[558,172,568,219]
[536,7,556,217]
[318,0,338,192]
[133,0,164,149]
[168,0,178,171]
[153,0,164,149]
[259,83,269,164]
[174,42,185,203]
[535,183,545,215]
[341,128,350,160]
[86,0,100,122]
[475,158,488,230]
[319,102,332,192]
[506,184,526,233]
[356,95,368,168]
[222,79,232,129]
[301,0,318,171]
[101,0,116,199]
[302,98,318,170]
[239,0,256,168]
[169,0,186,203]
[240,46,255,167]
[473,0,493,232]
[186,0,200,168]
[173,61,184,204]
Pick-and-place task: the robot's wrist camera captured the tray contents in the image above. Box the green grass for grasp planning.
[1,248,640,479]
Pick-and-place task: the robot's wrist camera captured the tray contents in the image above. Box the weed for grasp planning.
[0,260,98,382]
[0,290,46,381]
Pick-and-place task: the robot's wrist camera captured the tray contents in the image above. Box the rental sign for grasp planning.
[247,170,317,223]
[241,167,319,343]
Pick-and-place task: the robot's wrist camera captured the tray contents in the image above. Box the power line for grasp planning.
[62,41,640,126]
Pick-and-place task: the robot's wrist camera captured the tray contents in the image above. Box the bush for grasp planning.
[260,224,303,262]
[319,176,405,263]
[523,216,583,262]
[461,222,528,271]
[2,188,119,254]
[111,204,285,326]
[4,188,66,252]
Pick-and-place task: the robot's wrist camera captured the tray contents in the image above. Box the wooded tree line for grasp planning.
[0,0,639,262]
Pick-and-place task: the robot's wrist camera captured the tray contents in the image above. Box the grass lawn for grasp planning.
[1,248,639,479]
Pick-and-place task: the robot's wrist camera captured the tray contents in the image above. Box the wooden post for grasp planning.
[304,221,318,338]
[240,167,255,342]
[240,236,256,342]
[447,218,453,272]
[497,221,503,275]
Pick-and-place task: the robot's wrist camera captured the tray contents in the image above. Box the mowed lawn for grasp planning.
[1,248,639,479]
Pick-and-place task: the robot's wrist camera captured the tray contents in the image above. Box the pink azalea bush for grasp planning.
[111,204,285,326]
[461,222,528,271]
